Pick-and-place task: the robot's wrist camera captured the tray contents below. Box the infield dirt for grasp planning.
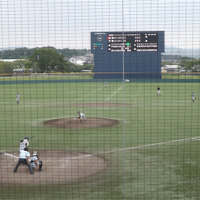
[43,117,119,129]
[0,150,108,185]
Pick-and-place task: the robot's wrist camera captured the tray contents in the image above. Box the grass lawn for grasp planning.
[0,79,200,199]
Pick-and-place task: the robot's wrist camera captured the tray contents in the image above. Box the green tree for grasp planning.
[0,61,15,74]
[29,48,66,73]
[180,57,195,70]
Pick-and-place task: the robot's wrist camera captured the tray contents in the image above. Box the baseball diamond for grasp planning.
[0,151,107,185]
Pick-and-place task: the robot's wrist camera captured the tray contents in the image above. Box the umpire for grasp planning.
[13,147,34,174]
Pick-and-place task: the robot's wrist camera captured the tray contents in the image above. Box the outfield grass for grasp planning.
[0,73,93,81]
[0,79,200,199]
[162,73,200,79]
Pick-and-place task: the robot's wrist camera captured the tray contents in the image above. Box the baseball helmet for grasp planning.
[33,151,37,156]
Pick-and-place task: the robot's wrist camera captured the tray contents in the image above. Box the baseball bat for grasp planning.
[28,136,36,140]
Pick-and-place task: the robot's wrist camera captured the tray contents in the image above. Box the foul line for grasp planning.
[3,153,18,159]
[66,154,92,160]
[2,136,199,161]
[63,136,200,160]
[2,152,92,161]
[105,85,123,101]
[104,136,199,155]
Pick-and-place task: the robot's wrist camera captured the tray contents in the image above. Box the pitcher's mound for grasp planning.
[44,117,119,129]
[0,151,107,185]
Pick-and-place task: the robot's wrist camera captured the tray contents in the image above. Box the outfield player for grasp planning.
[78,111,86,123]
[191,92,196,102]
[30,151,43,171]
[13,147,34,174]
[16,92,20,104]
[157,86,161,95]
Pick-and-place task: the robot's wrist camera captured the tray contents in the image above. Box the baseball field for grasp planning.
[0,76,200,199]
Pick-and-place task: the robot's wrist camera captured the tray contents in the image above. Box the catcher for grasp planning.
[78,111,86,123]
[30,151,43,171]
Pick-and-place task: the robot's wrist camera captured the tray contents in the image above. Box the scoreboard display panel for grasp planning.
[107,32,158,52]
[91,31,165,79]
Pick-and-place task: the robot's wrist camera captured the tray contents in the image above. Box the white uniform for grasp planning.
[19,149,30,159]
[192,93,196,102]
[30,155,39,169]
[14,148,34,174]
[16,93,20,103]
[79,112,86,121]
[19,139,29,151]
[157,87,161,95]
[30,153,43,171]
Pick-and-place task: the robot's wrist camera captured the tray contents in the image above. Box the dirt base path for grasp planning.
[44,117,119,129]
[0,151,107,185]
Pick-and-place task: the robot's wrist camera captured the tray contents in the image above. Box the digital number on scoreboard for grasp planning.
[107,32,158,52]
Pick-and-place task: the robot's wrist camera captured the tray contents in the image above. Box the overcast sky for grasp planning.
[0,0,200,50]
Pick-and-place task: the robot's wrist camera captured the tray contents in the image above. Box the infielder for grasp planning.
[78,111,86,123]
[191,92,196,102]
[19,137,29,151]
[30,151,43,171]
[13,147,34,174]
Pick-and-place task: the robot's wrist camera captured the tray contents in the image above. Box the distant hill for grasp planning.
[164,47,200,58]
[0,47,22,51]
[0,46,200,59]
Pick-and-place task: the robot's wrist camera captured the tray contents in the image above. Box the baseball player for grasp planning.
[30,151,43,171]
[16,93,20,104]
[78,111,86,123]
[13,147,34,174]
[157,86,161,95]
[19,137,29,151]
[191,92,196,102]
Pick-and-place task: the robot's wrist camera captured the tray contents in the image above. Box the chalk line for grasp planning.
[105,85,123,101]
[3,153,18,159]
[66,154,92,160]
[2,136,199,162]
[104,136,199,155]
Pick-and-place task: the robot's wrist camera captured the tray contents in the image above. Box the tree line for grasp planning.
[0,47,200,74]
[0,47,93,74]
[162,55,200,72]
[0,47,89,59]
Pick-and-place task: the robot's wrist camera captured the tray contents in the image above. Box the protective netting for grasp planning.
[0,0,200,200]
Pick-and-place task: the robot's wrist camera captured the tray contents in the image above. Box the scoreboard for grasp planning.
[107,32,158,52]
[91,31,165,79]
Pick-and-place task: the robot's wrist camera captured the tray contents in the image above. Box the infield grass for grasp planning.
[0,78,200,200]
